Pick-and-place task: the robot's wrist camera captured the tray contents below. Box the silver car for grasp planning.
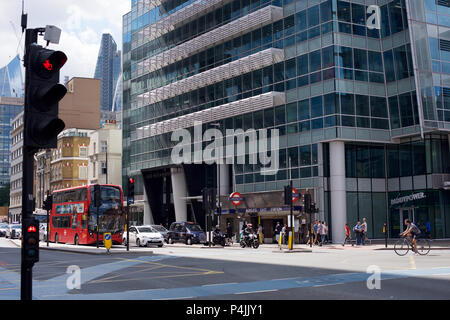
[6,224,22,239]
[151,225,169,241]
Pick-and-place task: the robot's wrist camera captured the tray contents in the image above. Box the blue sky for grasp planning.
[0,0,130,81]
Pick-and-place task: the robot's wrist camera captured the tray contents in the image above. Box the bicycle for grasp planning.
[394,235,431,256]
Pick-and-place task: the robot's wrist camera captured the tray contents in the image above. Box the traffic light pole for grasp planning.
[21,28,41,301]
[21,26,68,301]
[46,192,50,248]
[21,147,37,301]
[289,179,294,251]
[126,202,130,252]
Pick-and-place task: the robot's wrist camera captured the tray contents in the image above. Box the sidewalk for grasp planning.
[8,239,449,255]
[9,239,154,255]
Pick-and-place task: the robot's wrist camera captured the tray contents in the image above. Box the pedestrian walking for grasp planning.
[274,222,282,244]
[317,221,323,246]
[353,221,362,245]
[361,218,368,245]
[281,224,288,245]
[323,221,329,244]
[257,224,263,244]
[343,223,351,246]
[306,225,312,246]
[425,220,432,239]
[320,221,328,246]
[313,221,319,245]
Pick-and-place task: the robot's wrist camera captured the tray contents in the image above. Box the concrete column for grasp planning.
[329,141,347,244]
[171,167,188,222]
[317,143,326,222]
[143,186,154,225]
[217,164,230,196]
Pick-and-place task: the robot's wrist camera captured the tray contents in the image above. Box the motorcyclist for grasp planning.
[213,225,222,237]
[243,223,254,241]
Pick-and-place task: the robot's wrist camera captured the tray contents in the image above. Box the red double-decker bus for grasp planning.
[49,185,124,245]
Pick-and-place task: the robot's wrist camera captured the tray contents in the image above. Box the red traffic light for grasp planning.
[129,178,135,184]
[27,226,37,233]
[43,60,53,71]
[30,45,68,78]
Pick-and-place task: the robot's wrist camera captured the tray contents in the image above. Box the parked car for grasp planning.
[123,225,164,247]
[0,223,8,237]
[6,224,22,239]
[166,222,206,245]
[151,225,169,242]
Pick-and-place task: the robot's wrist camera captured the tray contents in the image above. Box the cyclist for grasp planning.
[399,219,421,254]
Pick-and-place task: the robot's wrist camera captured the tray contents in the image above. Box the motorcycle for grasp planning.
[212,231,226,247]
[240,233,259,249]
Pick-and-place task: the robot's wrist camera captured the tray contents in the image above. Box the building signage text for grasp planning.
[390,192,426,206]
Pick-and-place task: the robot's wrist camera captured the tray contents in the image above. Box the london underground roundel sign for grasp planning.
[229,192,243,206]
[292,187,299,203]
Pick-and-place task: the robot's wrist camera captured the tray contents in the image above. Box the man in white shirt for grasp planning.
[320,221,327,246]
[362,218,368,245]
[317,221,323,246]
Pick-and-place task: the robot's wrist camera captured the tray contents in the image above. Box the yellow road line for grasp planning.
[90,271,224,284]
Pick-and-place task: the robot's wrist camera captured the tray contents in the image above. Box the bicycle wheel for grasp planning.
[416,239,431,255]
[394,239,409,256]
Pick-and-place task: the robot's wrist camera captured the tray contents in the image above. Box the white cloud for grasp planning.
[0,0,130,80]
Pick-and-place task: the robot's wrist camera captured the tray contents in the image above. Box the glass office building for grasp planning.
[95,34,122,112]
[122,0,450,241]
[0,55,23,98]
[0,55,24,189]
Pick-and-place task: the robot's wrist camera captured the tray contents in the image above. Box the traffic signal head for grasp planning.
[43,194,53,211]
[284,185,293,205]
[304,193,312,213]
[22,218,40,266]
[128,178,135,198]
[25,44,67,149]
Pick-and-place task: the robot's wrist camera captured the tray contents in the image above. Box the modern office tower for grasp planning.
[122,0,450,241]
[0,55,23,98]
[94,34,122,113]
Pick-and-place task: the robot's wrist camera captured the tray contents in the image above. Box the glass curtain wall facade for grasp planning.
[95,34,122,112]
[0,55,24,98]
[123,0,450,239]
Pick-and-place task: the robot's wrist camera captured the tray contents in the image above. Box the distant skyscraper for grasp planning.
[0,55,23,98]
[94,34,121,112]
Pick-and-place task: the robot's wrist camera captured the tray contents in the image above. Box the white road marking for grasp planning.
[156,296,194,300]
[202,282,238,287]
[313,282,344,287]
[235,289,278,295]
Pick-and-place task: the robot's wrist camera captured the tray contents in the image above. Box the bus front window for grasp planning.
[88,186,123,234]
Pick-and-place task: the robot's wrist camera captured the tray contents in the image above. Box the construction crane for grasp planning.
[10,20,24,54]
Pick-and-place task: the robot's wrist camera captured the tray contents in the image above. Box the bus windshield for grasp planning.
[88,186,123,234]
